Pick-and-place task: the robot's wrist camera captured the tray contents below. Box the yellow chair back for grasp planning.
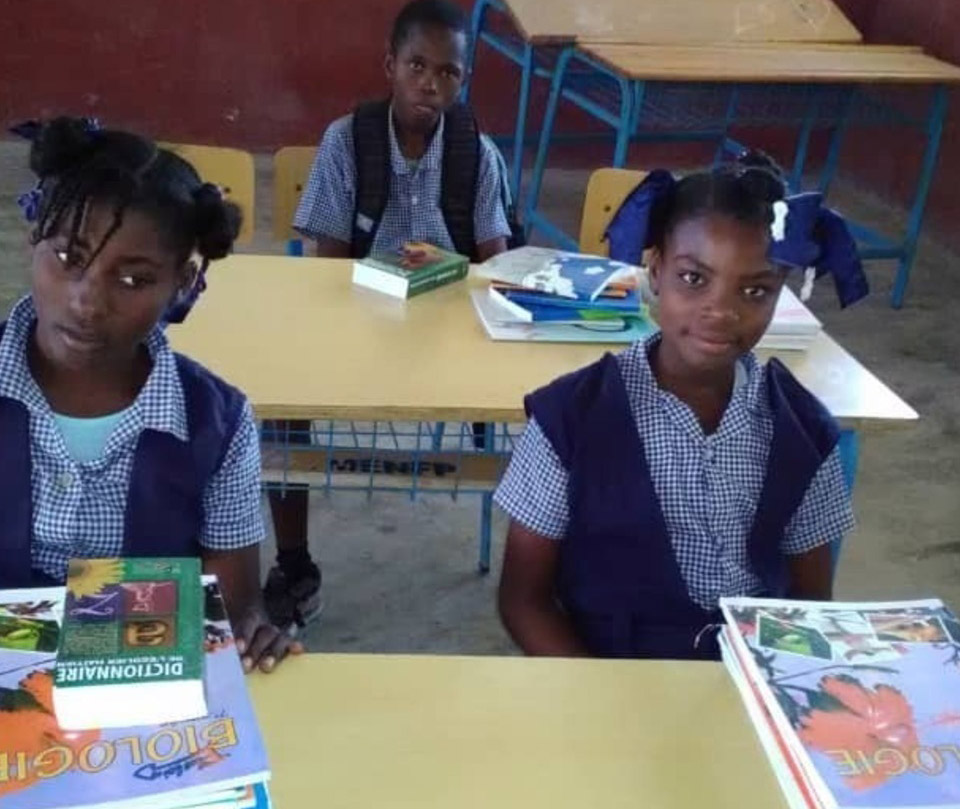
[273,146,316,242]
[163,143,255,245]
[578,168,646,255]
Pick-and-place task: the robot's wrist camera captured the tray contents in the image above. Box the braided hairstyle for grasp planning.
[647,150,787,253]
[26,117,241,280]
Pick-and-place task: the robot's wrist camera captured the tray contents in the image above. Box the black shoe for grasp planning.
[263,563,323,636]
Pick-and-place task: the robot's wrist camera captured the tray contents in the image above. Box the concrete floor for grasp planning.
[1,141,958,654]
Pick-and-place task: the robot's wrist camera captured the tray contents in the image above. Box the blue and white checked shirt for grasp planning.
[494,333,855,611]
[0,297,265,583]
[294,111,511,253]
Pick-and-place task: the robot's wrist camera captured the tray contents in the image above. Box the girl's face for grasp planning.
[649,213,785,375]
[30,201,191,371]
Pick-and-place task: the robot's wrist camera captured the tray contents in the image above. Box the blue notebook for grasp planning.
[503,288,642,314]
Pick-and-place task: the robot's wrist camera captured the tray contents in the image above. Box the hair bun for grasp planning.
[192,183,242,261]
[733,148,786,204]
[29,116,102,178]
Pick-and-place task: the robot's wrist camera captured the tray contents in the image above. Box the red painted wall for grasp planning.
[1,0,958,246]
[0,0,520,148]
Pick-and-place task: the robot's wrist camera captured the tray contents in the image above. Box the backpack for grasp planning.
[351,100,523,260]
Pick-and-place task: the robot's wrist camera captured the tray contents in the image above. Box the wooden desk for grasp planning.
[168,255,916,428]
[248,654,786,809]
[499,0,861,44]
[581,42,960,83]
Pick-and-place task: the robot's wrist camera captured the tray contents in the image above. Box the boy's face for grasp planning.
[386,23,467,135]
[649,214,785,375]
[30,201,191,372]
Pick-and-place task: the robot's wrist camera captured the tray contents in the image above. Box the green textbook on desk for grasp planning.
[53,558,205,730]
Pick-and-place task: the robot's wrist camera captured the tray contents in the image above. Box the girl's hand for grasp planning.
[233,606,304,673]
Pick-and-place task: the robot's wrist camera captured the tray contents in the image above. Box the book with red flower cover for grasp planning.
[720,597,960,809]
[0,579,271,809]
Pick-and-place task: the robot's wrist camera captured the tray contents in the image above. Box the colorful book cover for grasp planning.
[471,289,658,344]
[356,241,469,297]
[502,287,642,314]
[529,253,635,301]
[53,558,206,729]
[721,597,960,809]
[1,580,270,809]
[477,246,637,301]
[487,286,625,324]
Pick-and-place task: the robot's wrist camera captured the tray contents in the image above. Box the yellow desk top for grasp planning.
[501,0,861,44]
[581,42,960,83]
[248,654,787,809]
[168,255,916,426]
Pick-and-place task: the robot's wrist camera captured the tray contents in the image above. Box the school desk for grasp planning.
[521,42,960,309]
[478,0,862,45]
[464,0,960,307]
[464,0,861,193]
[248,653,787,809]
[168,255,916,570]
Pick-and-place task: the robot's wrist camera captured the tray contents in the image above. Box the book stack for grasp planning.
[719,596,960,809]
[352,241,468,299]
[471,247,657,344]
[1,576,273,809]
[54,557,207,730]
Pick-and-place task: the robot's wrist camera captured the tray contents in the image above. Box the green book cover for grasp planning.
[55,557,204,689]
[357,241,469,298]
[363,242,467,278]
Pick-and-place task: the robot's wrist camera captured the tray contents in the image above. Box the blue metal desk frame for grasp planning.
[464,0,950,309]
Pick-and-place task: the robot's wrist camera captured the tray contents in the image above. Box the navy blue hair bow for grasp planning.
[17,184,43,223]
[10,118,104,225]
[605,171,869,308]
[605,169,675,267]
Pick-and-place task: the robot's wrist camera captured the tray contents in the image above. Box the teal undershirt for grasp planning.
[53,409,130,464]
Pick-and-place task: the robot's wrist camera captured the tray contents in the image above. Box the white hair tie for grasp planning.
[770,200,789,242]
[800,267,817,302]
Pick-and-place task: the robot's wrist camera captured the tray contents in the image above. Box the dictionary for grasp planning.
[53,558,205,730]
[0,579,271,809]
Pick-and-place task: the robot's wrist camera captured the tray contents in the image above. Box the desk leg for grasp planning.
[478,422,496,574]
[713,86,741,167]
[818,85,854,197]
[833,428,860,571]
[891,85,949,309]
[464,0,493,101]
[789,88,820,192]
[510,42,535,198]
[432,421,446,452]
[479,493,493,575]
[524,45,574,241]
[525,47,635,246]
[612,78,637,168]
[286,238,303,257]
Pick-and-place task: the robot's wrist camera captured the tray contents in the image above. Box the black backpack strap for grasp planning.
[352,100,392,259]
[440,103,480,259]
